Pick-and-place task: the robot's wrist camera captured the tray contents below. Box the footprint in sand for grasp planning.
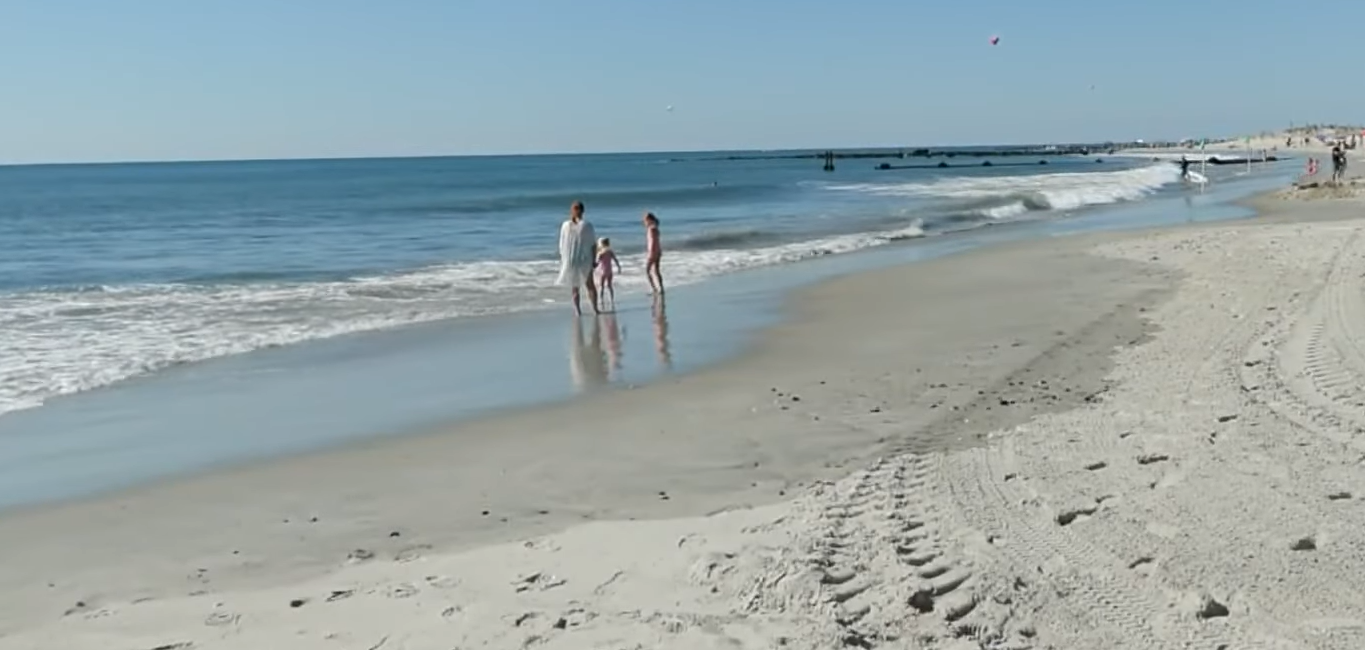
[387,583,420,599]
[204,611,240,627]
[393,545,431,563]
[424,575,459,589]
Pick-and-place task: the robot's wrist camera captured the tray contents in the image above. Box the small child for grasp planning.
[596,237,623,308]
[643,212,664,295]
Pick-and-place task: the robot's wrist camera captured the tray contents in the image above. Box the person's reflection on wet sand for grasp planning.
[568,317,609,390]
[652,295,672,371]
[601,312,624,378]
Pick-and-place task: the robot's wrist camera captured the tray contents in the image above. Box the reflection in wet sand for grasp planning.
[568,317,609,390]
[601,313,623,379]
[652,295,672,371]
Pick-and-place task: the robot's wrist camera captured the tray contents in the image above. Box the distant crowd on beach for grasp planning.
[1302,145,1351,185]
[556,200,665,316]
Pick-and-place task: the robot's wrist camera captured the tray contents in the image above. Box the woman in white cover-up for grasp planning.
[556,200,599,315]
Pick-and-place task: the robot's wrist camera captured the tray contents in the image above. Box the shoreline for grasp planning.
[0,167,1310,648]
[0,216,1184,640]
[0,161,1294,514]
[14,185,1362,648]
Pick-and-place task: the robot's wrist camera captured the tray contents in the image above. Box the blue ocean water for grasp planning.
[0,150,1191,418]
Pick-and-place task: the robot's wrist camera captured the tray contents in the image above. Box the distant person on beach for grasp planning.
[1179,155,1191,181]
[595,237,623,309]
[557,200,599,315]
[643,212,665,294]
[1331,146,1346,184]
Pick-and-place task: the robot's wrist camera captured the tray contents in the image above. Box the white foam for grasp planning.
[827,163,1181,213]
[0,221,925,418]
[981,201,1031,220]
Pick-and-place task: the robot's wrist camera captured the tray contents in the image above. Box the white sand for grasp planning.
[8,196,1365,649]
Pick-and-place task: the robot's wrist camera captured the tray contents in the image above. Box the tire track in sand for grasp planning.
[945,440,1174,649]
[1249,227,1365,451]
[739,454,1031,648]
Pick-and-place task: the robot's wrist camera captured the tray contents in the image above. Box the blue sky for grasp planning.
[0,0,1353,163]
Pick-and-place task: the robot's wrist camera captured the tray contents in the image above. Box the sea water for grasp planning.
[0,151,1195,420]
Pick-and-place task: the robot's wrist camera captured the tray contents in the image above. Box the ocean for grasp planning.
[0,150,1193,421]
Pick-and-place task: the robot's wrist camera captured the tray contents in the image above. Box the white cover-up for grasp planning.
[556,218,598,286]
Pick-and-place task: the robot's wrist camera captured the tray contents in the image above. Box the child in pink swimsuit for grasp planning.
[643,212,664,295]
[596,237,623,309]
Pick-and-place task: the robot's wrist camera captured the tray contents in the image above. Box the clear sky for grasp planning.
[0,0,1355,163]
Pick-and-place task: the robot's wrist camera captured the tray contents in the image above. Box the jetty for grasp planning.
[666,141,1285,171]
[685,144,1119,165]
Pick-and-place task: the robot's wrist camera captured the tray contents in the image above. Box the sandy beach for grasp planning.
[7,182,1365,648]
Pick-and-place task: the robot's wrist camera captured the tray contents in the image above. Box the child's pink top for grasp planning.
[597,250,617,278]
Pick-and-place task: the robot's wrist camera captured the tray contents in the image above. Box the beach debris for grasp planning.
[1127,556,1154,570]
[1137,453,1170,465]
[147,643,194,650]
[364,635,390,650]
[514,571,567,592]
[1291,535,1317,551]
[388,530,401,538]
[1055,504,1098,526]
[1195,595,1230,619]
[347,548,375,562]
[1216,414,1238,423]
[1328,491,1353,501]
[289,598,309,608]
[326,589,354,602]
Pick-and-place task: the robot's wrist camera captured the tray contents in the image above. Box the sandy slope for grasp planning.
[10,197,1365,649]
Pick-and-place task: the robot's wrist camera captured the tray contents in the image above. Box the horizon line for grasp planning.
[0,137,1198,169]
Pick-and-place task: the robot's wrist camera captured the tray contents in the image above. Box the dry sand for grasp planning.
[7,192,1365,649]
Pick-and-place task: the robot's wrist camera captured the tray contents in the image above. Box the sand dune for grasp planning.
[8,194,1365,648]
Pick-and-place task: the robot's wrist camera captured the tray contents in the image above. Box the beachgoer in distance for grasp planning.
[595,237,623,309]
[1179,155,1191,181]
[557,200,599,315]
[643,212,664,294]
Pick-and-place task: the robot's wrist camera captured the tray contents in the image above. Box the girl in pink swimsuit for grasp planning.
[643,212,664,295]
[595,237,623,309]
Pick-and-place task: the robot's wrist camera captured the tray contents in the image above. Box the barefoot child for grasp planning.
[642,212,664,294]
[596,237,623,308]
